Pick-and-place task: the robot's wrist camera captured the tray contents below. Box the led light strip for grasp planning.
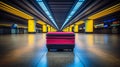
[36,0,59,29]
[61,0,85,30]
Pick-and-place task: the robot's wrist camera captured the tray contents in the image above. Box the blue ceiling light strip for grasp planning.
[36,0,59,29]
[61,0,85,30]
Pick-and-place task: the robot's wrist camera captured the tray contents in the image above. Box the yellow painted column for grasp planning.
[28,20,36,33]
[69,26,72,32]
[74,20,84,33]
[51,27,56,32]
[66,27,69,32]
[69,25,74,32]
[47,25,51,32]
[67,27,70,32]
[50,27,53,32]
[51,27,55,32]
[85,19,93,33]
[42,24,47,33]
[62,28,65,32]
[65,28,67,32]
[68,27,70,32]
[51,27,53,32]
[74,24,79,33]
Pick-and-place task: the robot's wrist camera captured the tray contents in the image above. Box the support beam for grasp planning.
[88,3,120,19]
[51,27,57,32]
[69,25,74,32]
[42,24,47,33]
[0,2,33,19]
[28,20,36,33]
[63,27,68,32]
[74,24,79,33]
[75,20,84,25]
[66,27,69,32]
[74,20,84,33]
[37,20,46,25]
[85,20,93,33]
[47,25,51,32]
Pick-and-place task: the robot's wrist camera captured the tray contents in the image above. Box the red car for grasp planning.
[46,32,75,51]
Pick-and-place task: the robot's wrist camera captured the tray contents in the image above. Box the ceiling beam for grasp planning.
[0,2,34,20]
[88,3,120,19]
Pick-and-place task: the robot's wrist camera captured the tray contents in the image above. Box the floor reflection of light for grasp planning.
[0,34,47,65]
[66,49,84,67]
[37,52,48,67]
[88,47,120,64]
[104,35,108,44]
[28,34,35,47]
[32,44,48,66]
[86,35,94,47]
[0,35,36,65]
[73,54,84,67]
[75,34,85,49]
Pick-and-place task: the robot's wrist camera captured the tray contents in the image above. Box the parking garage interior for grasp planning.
[0,0,120,67]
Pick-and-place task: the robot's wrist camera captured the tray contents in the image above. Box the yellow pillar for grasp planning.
[42,24,47,33]
[51,27,55,32]
[74,20,84,33]
[67,27,70,32]
[85,20,93,33]
[69,25,74,32]
[66,27,68,32]
[51,27,53,32]
[28,20,36,33]
[47,25,51,32]
[50,26,52,32]
[51,27,56,32]
[62,28,65,32]
[69,26,72,32]
[62,27,68,32]
[74,24,79,33]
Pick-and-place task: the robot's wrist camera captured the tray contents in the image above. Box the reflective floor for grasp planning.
[0,33,120,67]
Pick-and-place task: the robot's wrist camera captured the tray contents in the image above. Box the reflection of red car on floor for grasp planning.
[46,32,75,51]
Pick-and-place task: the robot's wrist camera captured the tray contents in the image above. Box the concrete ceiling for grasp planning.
[0,0,120,30]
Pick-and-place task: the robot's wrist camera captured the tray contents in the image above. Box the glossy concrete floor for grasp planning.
[0,33,120,67]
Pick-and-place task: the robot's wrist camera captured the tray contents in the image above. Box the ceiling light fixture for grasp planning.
[36,0,59,29]
[61,0,85,30]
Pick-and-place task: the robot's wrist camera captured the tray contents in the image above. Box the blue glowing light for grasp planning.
[36,0,59,29]
[61,0,85,30]
[104,18,116,23]
[37,53,48,67]
[104,25,108,28]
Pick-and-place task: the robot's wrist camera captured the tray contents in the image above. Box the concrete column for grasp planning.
[74,24,79,33]
[85,19,93,33]
[42,24,47,33]
[69,25,74,32]
[51,28,57,32]
[28,20,36,33]
[47,25,51,32]
[66,27,69,32]
[69,27,72,32]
